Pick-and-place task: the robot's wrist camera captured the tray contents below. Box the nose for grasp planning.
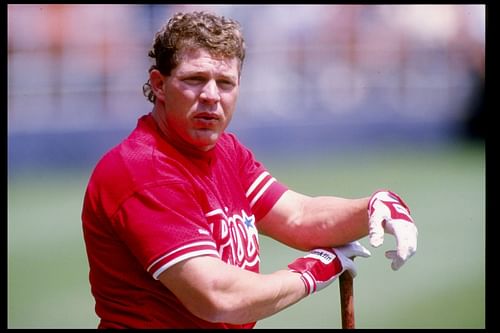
[199,80,220,104]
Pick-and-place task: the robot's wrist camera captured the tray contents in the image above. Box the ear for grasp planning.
[149,69,166,102]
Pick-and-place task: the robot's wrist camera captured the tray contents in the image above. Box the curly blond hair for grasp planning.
[142,11,246,103]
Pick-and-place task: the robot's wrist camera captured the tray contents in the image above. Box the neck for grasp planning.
[151,107,215,160]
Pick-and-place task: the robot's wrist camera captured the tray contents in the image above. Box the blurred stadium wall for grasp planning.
[7,4,485,173]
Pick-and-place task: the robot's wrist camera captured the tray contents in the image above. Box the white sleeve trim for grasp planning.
[246,171,270,197]
[152,248,220,280]
[249,177,276,208]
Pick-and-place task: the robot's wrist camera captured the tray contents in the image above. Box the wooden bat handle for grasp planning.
[339,270,355,329]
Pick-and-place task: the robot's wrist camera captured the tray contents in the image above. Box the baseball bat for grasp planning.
[339,269,355,329]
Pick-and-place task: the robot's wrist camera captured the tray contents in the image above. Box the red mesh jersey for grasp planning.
[82,113,287,328]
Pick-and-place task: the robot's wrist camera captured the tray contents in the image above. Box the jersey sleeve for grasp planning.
[228,134,288,221]
[112,182,220,280]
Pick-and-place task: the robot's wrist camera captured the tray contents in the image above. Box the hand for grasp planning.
[368,190,418,271]
[288,241,371,295]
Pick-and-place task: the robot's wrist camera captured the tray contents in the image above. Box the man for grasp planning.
[82,11,417,328]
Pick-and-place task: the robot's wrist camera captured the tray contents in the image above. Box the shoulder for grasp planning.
[217,132,252,156]
[91,136,191,191]
[86,130,192,213]
[218,131,242,147]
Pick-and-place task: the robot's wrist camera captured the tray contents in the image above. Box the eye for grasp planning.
[218,79,236,90]
[183,77,205,85]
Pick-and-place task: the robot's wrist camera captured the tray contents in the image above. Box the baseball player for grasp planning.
[82,11,417,328]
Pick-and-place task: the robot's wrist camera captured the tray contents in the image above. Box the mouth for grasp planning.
[195,113,219,120]
[193,113,221,128]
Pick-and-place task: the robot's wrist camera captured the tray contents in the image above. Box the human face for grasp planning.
[154,48,240,152]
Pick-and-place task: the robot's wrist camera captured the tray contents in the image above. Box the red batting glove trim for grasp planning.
[368,190,414,223]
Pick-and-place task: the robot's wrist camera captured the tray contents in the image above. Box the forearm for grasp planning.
[211,268,307,324]
[258,190,370,250]
[159,256,306,324]
[298,195,370,248]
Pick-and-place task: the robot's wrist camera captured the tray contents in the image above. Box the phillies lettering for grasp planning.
[205,208,260,270]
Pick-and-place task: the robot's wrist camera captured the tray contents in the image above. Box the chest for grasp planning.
[194,163,260,272]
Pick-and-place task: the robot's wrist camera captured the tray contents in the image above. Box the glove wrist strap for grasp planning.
[299,272,316,295]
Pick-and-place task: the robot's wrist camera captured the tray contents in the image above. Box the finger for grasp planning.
[392,242,411,270]
[385,250,405,271]
[351,242,371,258]
[396,243,411,263]
[386,249,416,271]
[391,256,405,271]
[355,247,372,258]
[395,224,418,262]
[339,248,371,259]
[340,254,358,278]
[346,260,357,278]
[337,241,372,258]
[368,216,385,248]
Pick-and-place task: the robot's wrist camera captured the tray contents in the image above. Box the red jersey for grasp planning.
[82,113,287,328]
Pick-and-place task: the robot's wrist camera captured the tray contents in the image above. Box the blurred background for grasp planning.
[7,4,485,328]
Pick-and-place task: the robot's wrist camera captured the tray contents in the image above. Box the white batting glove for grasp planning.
[368,190,418,271]
[335,241,372,278]
[288,241,371,295]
